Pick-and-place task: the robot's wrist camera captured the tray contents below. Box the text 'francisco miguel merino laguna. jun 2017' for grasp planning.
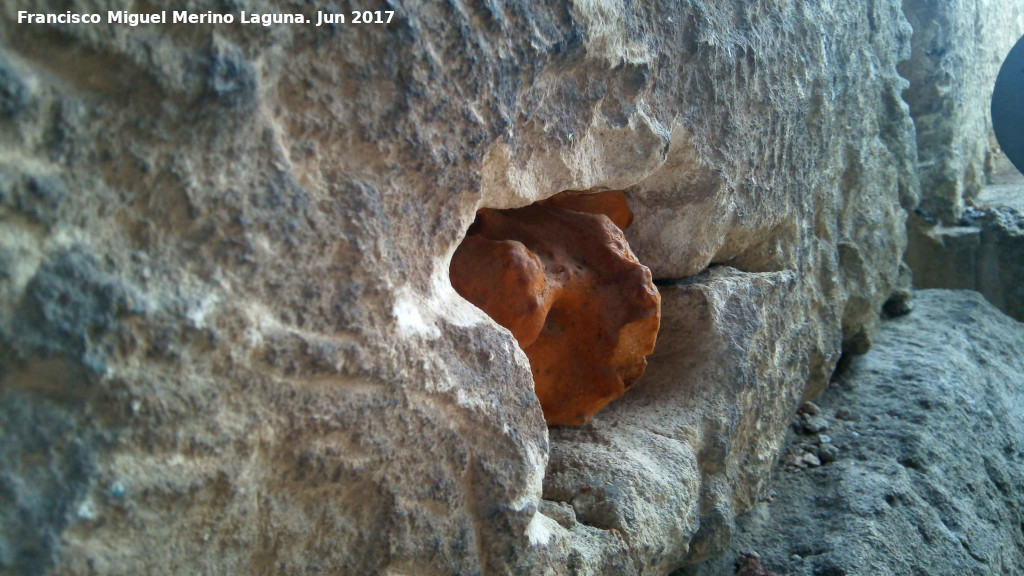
[16,10,395,27]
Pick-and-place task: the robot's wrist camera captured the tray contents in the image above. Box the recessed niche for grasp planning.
[449,190,661,426]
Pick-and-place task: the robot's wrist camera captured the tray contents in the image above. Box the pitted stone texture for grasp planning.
[692,291,1024,576]
[0,0,917,574]
[543,267,815,573]
[450,191,660,426]
[899,0,1024,223]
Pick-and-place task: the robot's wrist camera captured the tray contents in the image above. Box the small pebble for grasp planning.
[801,452,822,467]
[801,415,830,434]
[819,444,840,464]
[835,407,853,420]
[791,554,802,562]
[798,401,821,416]
[819,434,833,444]
[77,499,97,521]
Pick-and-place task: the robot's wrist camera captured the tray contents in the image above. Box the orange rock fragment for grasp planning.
[450,190,661,425]
[538,190,634,230]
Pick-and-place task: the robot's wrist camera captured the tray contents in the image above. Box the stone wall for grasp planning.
[0,1,918,574]
[907,204,1024,322]
[900,0,1024,322]
[899,0,1024,223]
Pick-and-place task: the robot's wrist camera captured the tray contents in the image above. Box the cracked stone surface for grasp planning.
[0,0,922,574]
[690,290,1024,576]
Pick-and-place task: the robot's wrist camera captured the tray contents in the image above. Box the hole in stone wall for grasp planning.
[448,190,661,426]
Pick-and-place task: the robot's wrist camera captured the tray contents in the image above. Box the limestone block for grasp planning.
[0,0,919,573]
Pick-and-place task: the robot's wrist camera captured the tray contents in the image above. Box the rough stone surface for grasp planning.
[449,191,661,426]
[907,166,1024,321]
[0,1,919,574]
[544,267,817,572]
[688,290,1024,576]
[899,0,1024,223]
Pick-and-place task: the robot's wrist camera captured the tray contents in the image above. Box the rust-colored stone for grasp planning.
[538,190,634,230]
[449,191,661,425]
